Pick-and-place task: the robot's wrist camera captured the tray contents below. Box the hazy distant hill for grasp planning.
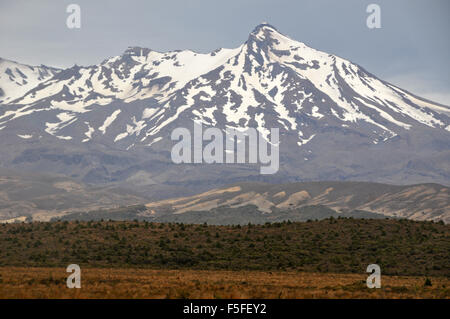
[138,181,450,223]
[0,168,150,222]
[50,181,450,224]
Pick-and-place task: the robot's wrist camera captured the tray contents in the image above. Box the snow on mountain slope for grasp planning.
[7,46,242,110]
[1,23,449,149]
[141,23,449,147]
[0,58,60,104]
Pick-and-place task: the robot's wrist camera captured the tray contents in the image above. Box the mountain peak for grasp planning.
[123,46,152,57]
[249,22,279,40]
[252,22,278,32]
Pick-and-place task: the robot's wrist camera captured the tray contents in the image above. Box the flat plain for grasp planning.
[0,267,448,299]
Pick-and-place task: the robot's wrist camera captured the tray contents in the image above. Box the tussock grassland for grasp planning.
[0,267,448,299]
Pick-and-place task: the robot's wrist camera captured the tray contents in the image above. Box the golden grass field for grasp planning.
[0,267,448,299]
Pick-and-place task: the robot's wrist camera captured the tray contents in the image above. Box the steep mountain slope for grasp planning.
[0,23,449,190]
[0,58,60,104]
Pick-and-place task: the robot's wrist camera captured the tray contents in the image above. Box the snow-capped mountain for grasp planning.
[1,24,449,145]
[0,23,449,190]
[0,58,60,104]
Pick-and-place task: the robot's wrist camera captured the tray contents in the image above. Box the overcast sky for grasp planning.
[1,0,449,105]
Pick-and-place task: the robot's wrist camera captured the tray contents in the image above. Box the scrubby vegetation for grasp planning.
[0,218,448,276]
[52,204,389,224]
